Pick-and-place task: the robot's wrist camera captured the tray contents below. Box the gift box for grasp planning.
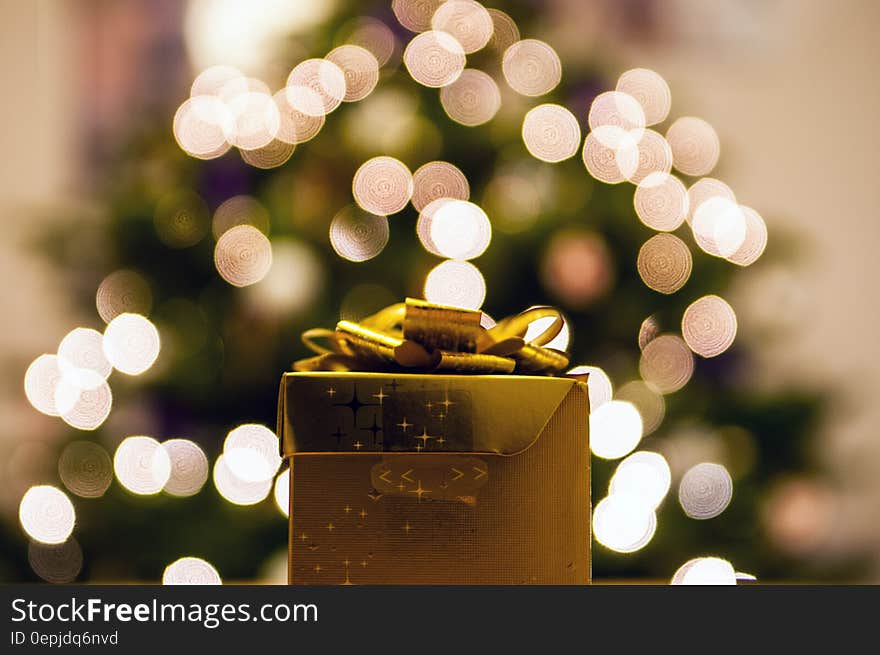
[277,371,590,585]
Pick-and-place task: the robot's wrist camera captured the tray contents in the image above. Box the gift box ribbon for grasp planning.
[295,298,570,375]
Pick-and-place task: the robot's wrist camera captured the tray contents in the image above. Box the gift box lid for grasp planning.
[277,371,587,457]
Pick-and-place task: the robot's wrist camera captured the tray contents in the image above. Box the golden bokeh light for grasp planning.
[223,424,282,484]
[172,95,232,160]
[326,45,380,102]
[113,436,172,496]
[57,328,112,382]
[638,315,660,350]
[639,334,694,393]
[615,68,671,126]
[628,129,673,184]
[28,539,83,584]
[666,116,720,177]
[427,199,491,260]
[682,294,738,358]
[417,198,452,256]
[162,439,209,497]
[212,454,273,506]
[609,451,671,510]
[726,205,768,266]
[60,381,113,431]
[96,269,153,324]
[581,127,639,184]
[615,380,666,436]
[286,58,347,116]
[411,161,470,212]
[521,103,581,163]
[273,88,325,144]
[225,91,281,151]
[392,0,444,33]
[102,313,161,376]
[524,314,570,352]
[686,177,736,226]
[352,155,414,215]
[19,486,76,545]
[439,68,501,127]
[212,195,270,240]
[502,39,562,97]
[633,171,689,231]
[58,441,113,499]
[162,557,222,585]
[329,205,390,262]
[588,91,646,143]
[590,400,643,460]
[190,64,244,98]
[637,233,693,294]
[593,493,656,553]
[430,0,494,54]
[274,469,290,518]
[486,8,519,53]
[404,30,466,88]
[24,354,65,417]
[679,462,734,519]
[239,138,296,169]
[423,259,487,309]
[213,225,273,287]
[244,238,323,316]
[541,229,614,308]
[691,196,747,257]
[345,17,396,67]
[566,365,613,409]
[671,557,737,585]
[154,190,210,248]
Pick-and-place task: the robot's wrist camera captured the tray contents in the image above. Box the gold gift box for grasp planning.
[277,371,590,585]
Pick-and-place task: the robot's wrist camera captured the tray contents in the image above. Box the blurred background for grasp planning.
[1,0,878,584]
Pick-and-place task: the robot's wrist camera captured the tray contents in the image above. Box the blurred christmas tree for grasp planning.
[8,0,850,583]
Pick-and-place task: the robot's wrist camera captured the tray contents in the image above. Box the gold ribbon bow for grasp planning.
[295,298,570,375]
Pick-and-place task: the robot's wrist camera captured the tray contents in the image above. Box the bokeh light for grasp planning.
[486,8,519,53]
[154,191,210,248]
[671,557,737,585]
[691,196,747,257]
[172,95,232,160]
[609,451,671,510]
[615,68,671,126]
[19,485,75,545]
[213,454,273,506]
[627,129,673,184]
[345,17,396,67]
[240,138,296,169]
[431,0,493,54]
[60,382,113,431]
[24,354,66,417]
[666,116,720,177]
[522,103,581,163]
[567,365,613,410]
[96,270,153,324]
[392,0,443,33]
[633,172,689,231]
[57,328,111,381]
[352,156,414,215]
[502,39,561,97]
[329,205,390,262]
[593,493,656,553]
[286,58,347,116]
[113,436,172,496]
[245,238,323,316]
[163,557,222,585]
[582,127,639,184]
[274,469,290,518]
[679,462,734,519]
[326,45,380,102]
[687,177,736,225]
[273,88,325,144]
[727,205,768,266]
[58,441,113,499]
[541,229,613,308]
[427,200,491,260]
[637,233,692,294]
[439,68,501,127]
[403,30,466,88]
[225,91,281,151]
[190,64,243,98]
[590,400,643,460]
[28,539,83,584]
[639,334,694,393]
[214,225,273,287]
[638,315,660,350]
[162,439,209,497]
[223,424,282,484]
[615,380,666,436]
[102,313,161,376]
[681,294,738,358]
[423,259,486,309]
[212,195,270,239]
[411,161,470,212]
[588,91,646,141]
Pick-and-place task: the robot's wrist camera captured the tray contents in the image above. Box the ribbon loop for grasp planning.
[295,298,569,375]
